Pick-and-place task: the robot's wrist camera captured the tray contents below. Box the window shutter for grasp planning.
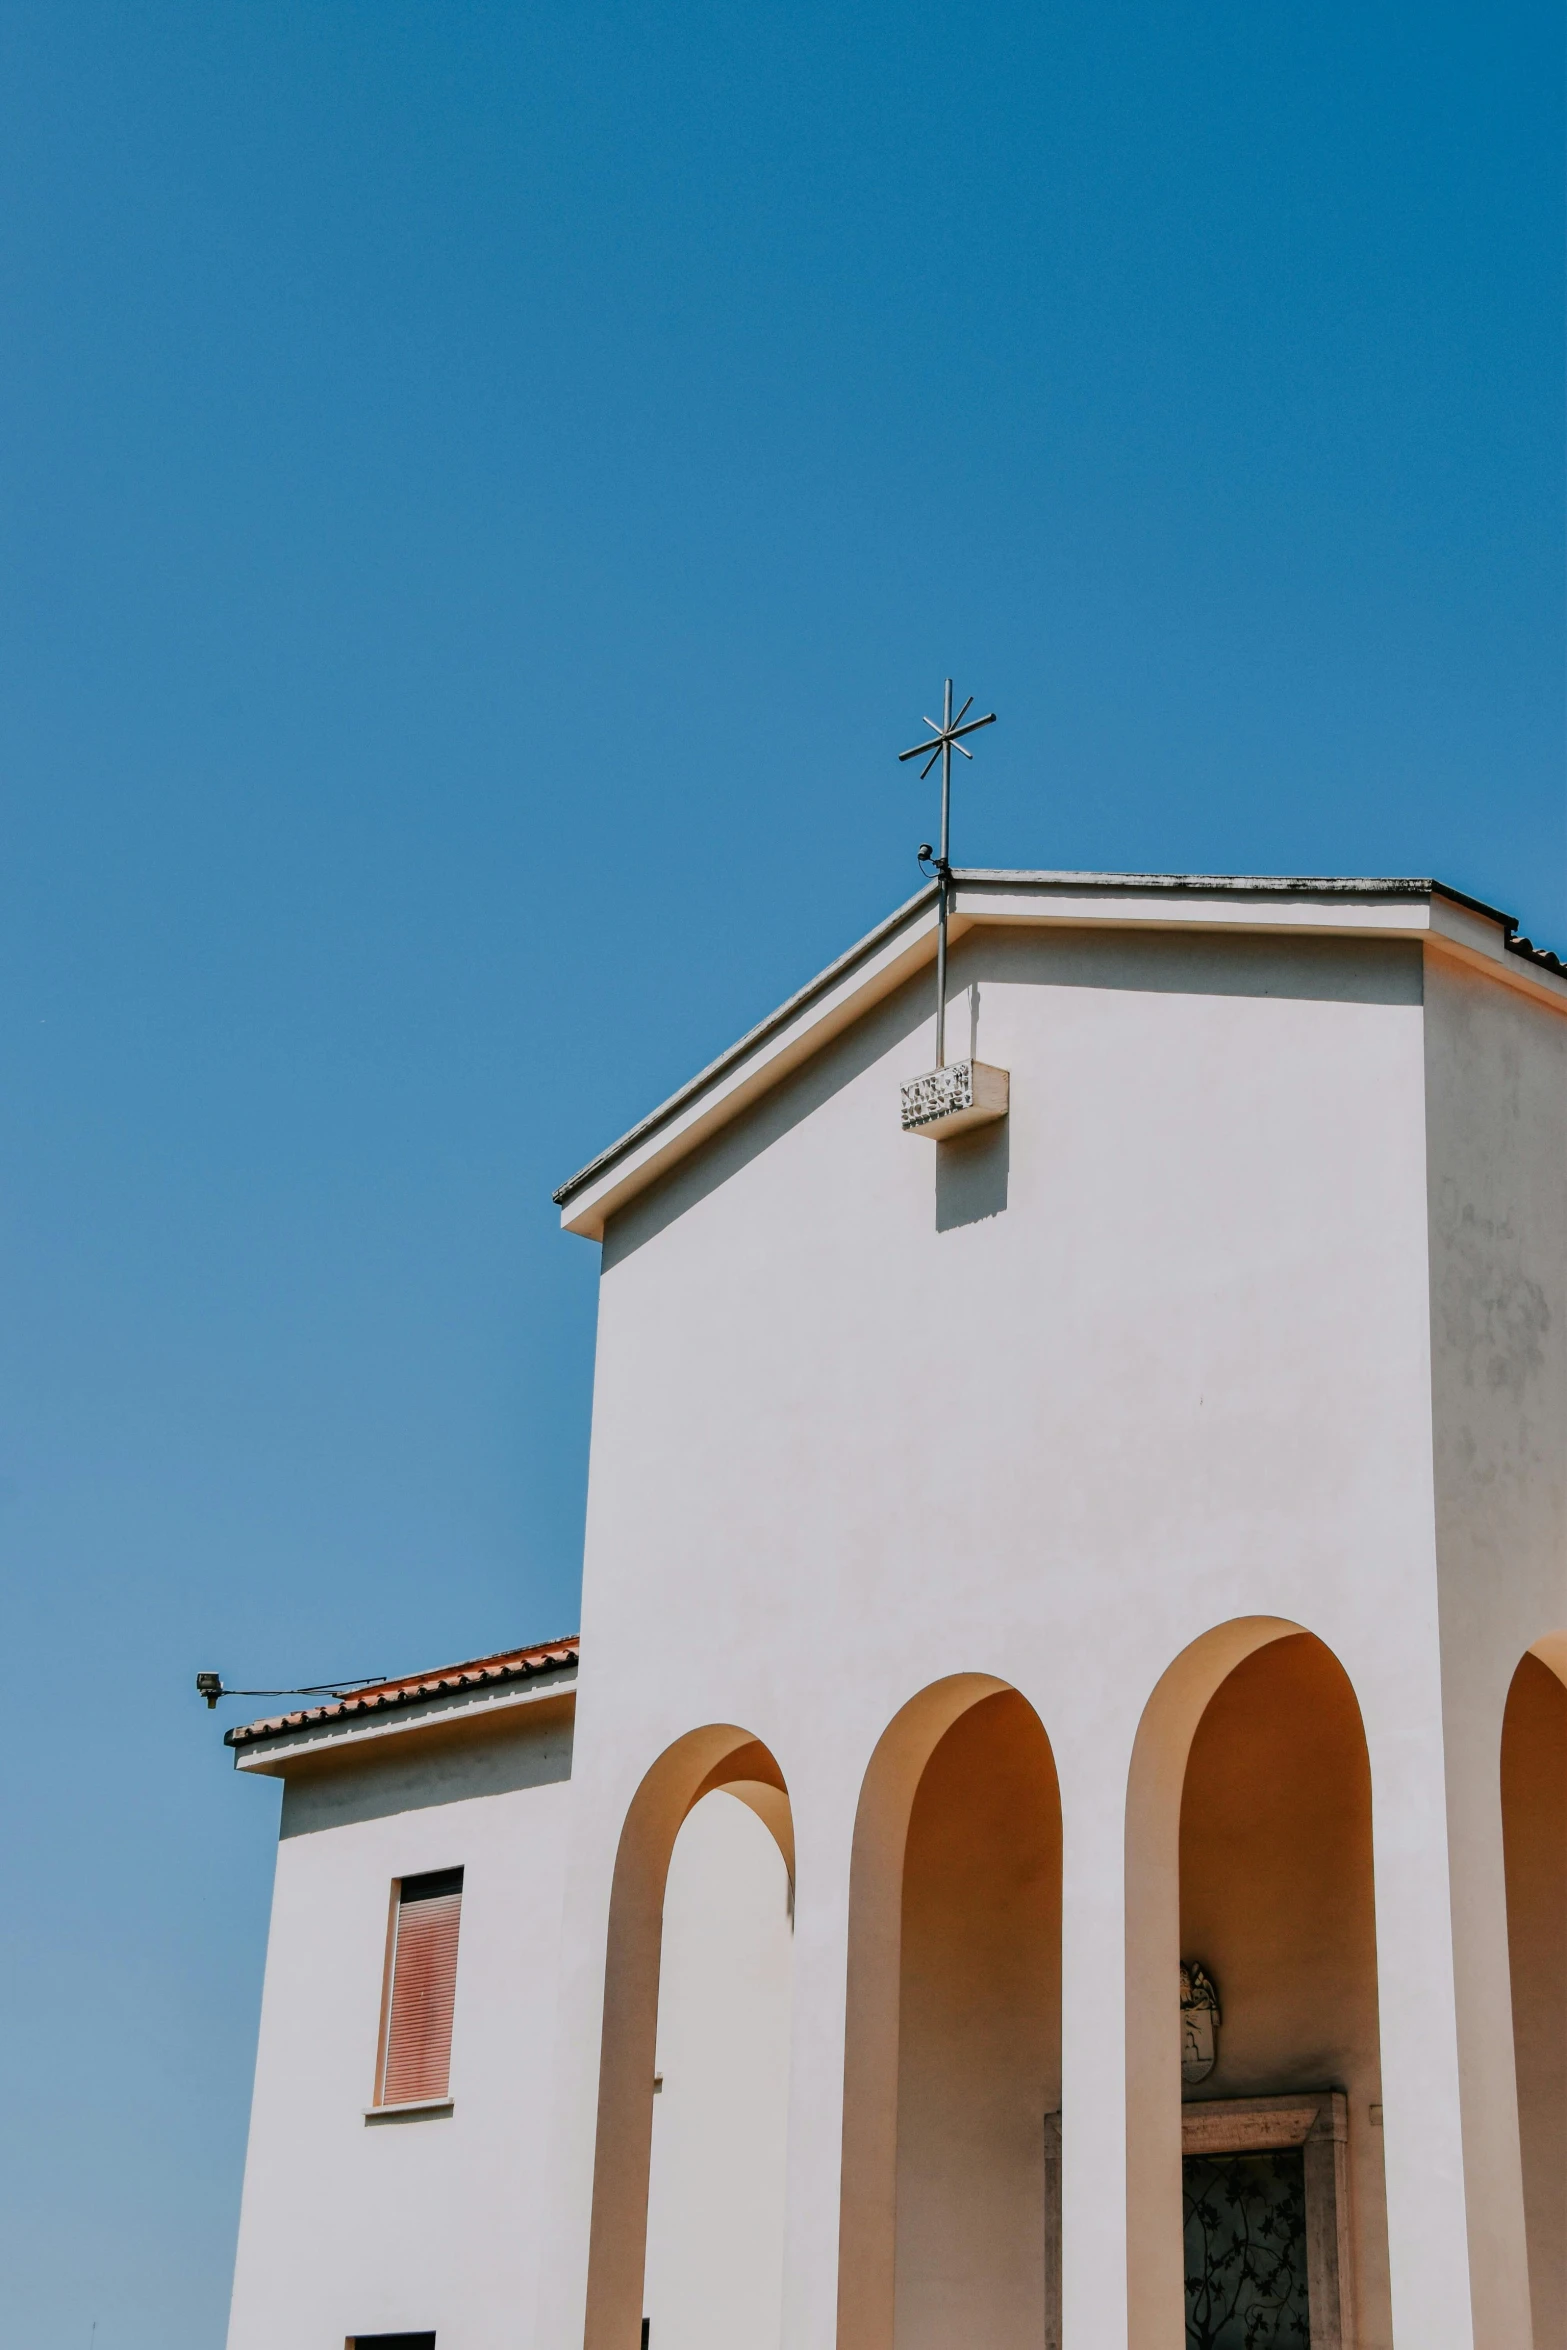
[378,1868,463,2106]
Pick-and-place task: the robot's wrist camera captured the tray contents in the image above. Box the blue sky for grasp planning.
[0,2,1559,2342]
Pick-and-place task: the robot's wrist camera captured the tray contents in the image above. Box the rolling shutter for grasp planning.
[378,1868,463,2106]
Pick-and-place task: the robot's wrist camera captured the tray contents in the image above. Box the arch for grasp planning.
[1529,1631,1567,1694]
[1502,1643,1567,2349]
[1127,1617,1389,2350]
[643,1784,794,2350]
[583,1725,795,2350]
[1124,1618,1302,2349]
[837,1674,1062,2350]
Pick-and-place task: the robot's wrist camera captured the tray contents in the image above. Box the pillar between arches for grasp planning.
[776,1781,857,2350]
[1437,1648,1541,2350]
[1056,1743,1133,2350]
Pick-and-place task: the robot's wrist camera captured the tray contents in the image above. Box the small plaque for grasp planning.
[900,1059,1010,1140]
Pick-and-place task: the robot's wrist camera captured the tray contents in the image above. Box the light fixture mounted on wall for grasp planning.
[194,1668,388,1711]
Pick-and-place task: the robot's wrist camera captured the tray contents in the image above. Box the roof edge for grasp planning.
[553,870,1549,1216]
[552,879,939,1206]
[224,1634,580,1750]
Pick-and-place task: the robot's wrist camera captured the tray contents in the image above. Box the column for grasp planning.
[1057,1749,1137,2350]
[1441,1665,1536,2350]
[777,1784,858,2350]
[1365,1695,1493,2350]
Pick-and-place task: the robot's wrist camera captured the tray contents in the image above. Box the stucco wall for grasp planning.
[545,920,1472,2350]
[225,1702,573,2350]
[1424,951,1567,2349]
[1179,1632,1389,2346]
[1425,954,1567,1672]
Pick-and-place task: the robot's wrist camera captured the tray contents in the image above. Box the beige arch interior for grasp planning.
[837,1673,1063,2350]
[1503,1641,1567,2350]
[1128,1618,1392,2349]
[583,1725,795,2350]
[1184,1626,1388,2342]
[1124,1617,1302,2348]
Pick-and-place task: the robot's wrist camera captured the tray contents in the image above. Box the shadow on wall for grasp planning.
[935,1121,1009,1232]
[280,1705,575,1836]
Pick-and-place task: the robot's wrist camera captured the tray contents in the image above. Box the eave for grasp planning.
[552,871,1567,1242]
[228,1645,579,1777]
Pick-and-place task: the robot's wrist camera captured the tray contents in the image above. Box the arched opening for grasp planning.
[1176,1632,1387,2350]
[1502,1647,1567,2350]
[838,1676,1062,2350]
[643,1782,794,2350]
[897,1689,1063,2349]
[583,1729,794,2350]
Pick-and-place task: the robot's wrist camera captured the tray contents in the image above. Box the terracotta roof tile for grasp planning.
[223,1635,579,1749]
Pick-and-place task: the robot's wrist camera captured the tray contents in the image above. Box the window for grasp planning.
[348,2336,436,2348]
[375,1867,464,2107]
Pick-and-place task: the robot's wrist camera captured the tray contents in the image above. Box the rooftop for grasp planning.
[225,1634,579,1756]
[553,868,1567,1240]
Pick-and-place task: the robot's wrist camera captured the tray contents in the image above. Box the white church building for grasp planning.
[221,869,1567,2350]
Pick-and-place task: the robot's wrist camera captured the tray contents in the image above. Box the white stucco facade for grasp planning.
[224,872,1567,2350]
[224,1680,793,2350]
[225,1680,577,2350]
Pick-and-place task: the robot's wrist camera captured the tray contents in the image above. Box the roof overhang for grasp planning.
[553,871,1567,1241]
[230,1657,578,1777]
[230,1663,580,1767]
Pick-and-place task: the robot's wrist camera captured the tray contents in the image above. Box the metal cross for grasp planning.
[898,679,997,1067]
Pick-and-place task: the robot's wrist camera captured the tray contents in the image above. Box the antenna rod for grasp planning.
[936,678,953,1066]
[897,679,996,1072]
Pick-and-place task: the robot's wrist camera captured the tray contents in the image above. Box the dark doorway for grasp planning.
[1183,2149,1310,2350]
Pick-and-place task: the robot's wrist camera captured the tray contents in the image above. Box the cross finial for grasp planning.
[898,678,997,788]
[896,679,997,1067]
